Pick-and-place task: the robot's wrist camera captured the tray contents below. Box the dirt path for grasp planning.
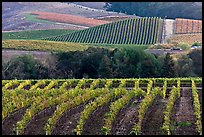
[52,101,90,135]
[2,107,27,135]
[141,96,168,135]
[171,87,197,135]
[23,106,56,135]
[111,96,143,135]
[82,102,112,135]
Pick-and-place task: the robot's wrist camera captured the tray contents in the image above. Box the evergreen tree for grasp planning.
[162,53,177,77]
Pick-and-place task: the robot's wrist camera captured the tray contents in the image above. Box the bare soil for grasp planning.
[141,96,168,135]
[2,107,27,135]
[2,86,201,135]
[111,96,143,135]
[82,102,112,135]
[52,101,91,135]
[23,106,56,135]
[171,87,198,135]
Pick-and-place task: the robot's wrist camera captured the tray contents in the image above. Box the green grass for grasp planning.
[2,29,76,40]
[2,40,89,52]
[23,13,55,24]
[176,122,192,127]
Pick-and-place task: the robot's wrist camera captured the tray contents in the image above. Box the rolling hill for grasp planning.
[43,17,163,45]
[2,40,89,52]
[2,2,132,31]
[2,29,76,40]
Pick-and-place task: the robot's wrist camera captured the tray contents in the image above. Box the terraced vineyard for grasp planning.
[174,18,202,34]
[43,17,163,45]
[2,78,202,135]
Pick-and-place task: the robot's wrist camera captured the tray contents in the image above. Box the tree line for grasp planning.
[104,2,202,20]
[2,46,202,80]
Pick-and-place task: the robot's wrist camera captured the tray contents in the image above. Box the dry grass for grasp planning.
[2,40,89,52]
[31,11,110,27]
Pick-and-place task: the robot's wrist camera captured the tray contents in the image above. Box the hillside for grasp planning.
[174,18,202,34]
[2,29,76,40]
[2,40,89,52]
[43,17,163,45]
[31,11,110,27]
[167,33,202,45]
[2,2,133,31]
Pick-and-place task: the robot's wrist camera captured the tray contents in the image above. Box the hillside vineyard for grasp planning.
[43,17,163,45]
[2,78,202,135]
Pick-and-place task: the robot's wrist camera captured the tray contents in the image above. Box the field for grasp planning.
[2,29,76,40]
[43,17,163,45]
[3,2,130,31]
[2,40,89,52]
[167,33,202,45]
[31,11,110,27]
[2,78,202,135]
[23,13,56,24]
[174,18,202,34]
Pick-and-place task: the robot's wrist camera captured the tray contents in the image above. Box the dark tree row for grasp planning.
[105,2,202,20]
[2,47,202,80]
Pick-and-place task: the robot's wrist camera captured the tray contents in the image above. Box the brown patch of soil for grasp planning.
[81,102,112,135]
[52,101,91,135]
[23,106,57,135]
[2,107,27,135]
[7,84,19,90]
[111,96,143,135]
[31,11,110,27]
[38,84,48,89]
[141,96,168,135]
[23,85,31,90]
[171,87,198,135]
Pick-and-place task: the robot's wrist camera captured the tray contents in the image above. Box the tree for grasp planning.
[98,55,113,78]
[176,55,196,77]
[188,49,202,76]
[105,2,202,20]
[2,55,47,79]
[161,53,177,77]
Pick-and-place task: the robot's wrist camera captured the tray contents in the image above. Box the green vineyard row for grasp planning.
[2,77,202,91]
[42,17,163,45]
[2,78,202,135]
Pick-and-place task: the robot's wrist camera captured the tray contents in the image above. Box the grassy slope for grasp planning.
[2,40,89,52]
[2,29,76,40]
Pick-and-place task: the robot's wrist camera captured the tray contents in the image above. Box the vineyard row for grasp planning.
[2,79,202,135]
[43,17,163,45]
